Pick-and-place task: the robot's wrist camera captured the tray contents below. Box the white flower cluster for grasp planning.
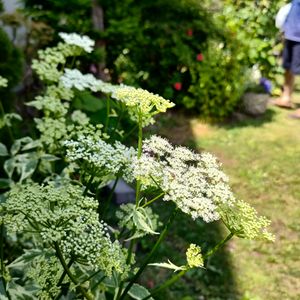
[112,86,175,126]
[132,135,235,222]
[0,75,8,87]
[64,136,136,181]
[1,183,128,276]
[32,33,94,83]
[60,68,102,92]
[60,68,128,96]
[59,32,95,53]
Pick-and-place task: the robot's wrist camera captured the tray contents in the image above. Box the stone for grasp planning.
[242,92,269,115]
[108,178,135,204]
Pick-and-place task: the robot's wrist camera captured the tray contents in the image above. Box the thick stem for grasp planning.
[57,258,74,287]
[141,192,165,208]
[118,207,178,300]
[54,242,94,300]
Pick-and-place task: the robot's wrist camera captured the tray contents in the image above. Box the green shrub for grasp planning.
[183,40,246,120]
[0,28,23,89]
[220,0,286,84]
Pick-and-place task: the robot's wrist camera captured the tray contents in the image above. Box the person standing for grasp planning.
[273,0,300,118]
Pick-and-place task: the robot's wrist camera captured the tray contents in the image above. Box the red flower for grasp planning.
[173,82,182,91]
[186,28,193,37]
[197,53,204,62]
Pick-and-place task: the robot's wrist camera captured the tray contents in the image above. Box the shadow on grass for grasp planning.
[139,202,239,300]
[146,113,240,299]
[215,108,276,129]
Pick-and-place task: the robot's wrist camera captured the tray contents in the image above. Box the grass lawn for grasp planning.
[147,103,300,300]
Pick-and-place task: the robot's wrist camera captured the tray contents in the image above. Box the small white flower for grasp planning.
[59,32,95,53]
[0,76,8,88]
[130,135,236,222]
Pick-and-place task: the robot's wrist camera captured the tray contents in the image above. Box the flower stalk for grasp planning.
[118,207,178,300]
[54,242,94,300]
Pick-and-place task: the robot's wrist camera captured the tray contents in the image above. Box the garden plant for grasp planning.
[0,33,274,300]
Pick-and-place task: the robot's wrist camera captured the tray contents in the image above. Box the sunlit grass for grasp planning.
[153,104,300,299]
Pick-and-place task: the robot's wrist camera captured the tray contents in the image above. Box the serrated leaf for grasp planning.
[8,249,44,270]
[0,143,8,156]
[7,280,38,299]
[125,231,145,242]
[149,260,186,272]
[128,283,154,300]
[132,208,159,235]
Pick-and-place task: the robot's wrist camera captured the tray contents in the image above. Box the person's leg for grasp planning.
[280,69,295,104]
[271,40,295,108]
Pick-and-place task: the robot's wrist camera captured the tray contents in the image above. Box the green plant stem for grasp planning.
[0,101,14,143]
[54,242,94,300]
[141,192,165,208]
[0,223,4,277]
[105,97,110,133]
[101,177,119,216]
[91,274,106,291]
[144,232,234,299]
[118,207,178,300]
[122,124,138,141]
[57,258,74,287]
[135,115,143,208]
[83,173,95,196]
[112,107,124,139]
[143,269,187,300]
[203,232,234,259]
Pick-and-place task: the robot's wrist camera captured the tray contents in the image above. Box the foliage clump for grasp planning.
[0,32,274,300]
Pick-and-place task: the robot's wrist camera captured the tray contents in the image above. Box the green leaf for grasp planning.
[6,280,38,299]
[22,140,42,151]
[0,143,8,156]
[149,260,186,272]
[0,178,11,189]
[4,158,15,178]
[19,158,38,183]
[11,137,33,155]
[8,249,44,270]
[74,91,105,112]
[132,208,159,235]
[0,278,7,300]
[128,283,154,300]
[40,154,59,161]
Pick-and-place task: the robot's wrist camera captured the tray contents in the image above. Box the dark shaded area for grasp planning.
[137,202,238,300]
[144,114,240,299]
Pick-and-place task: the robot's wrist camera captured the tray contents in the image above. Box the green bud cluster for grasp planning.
[1,183,129,277]
[219,200,275,241]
